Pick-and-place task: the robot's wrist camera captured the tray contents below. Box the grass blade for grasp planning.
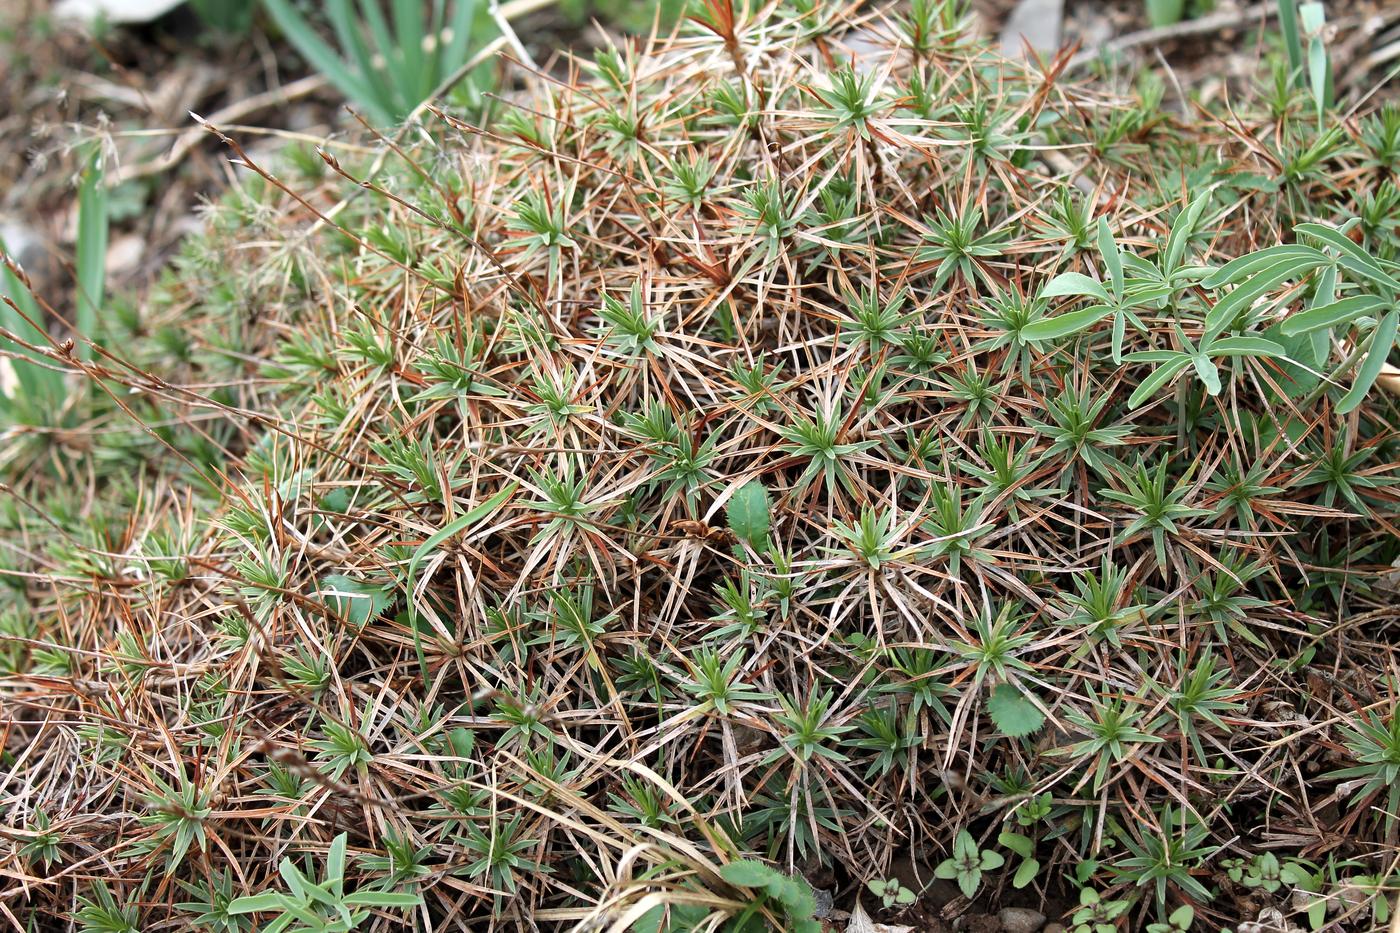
[392,0,428,102]
[264,0,388,124]
[75,143,107,364]
[1277,0,1304,87]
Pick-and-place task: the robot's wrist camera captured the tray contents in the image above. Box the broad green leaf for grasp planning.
[1300,3,1329,116]
[0,236,64,402]
[1281,294,1387,336]
[1277,0,1304,86]
[263,0,388,124]
[1204,257,1327,342]
[393,0,427,102]
[987,683,1044,737]
[279,859,310,900]
[997,832,1033,857]
[1164,191,1211,273]
[1191,353,1221,395]
[1110,309,1126,365]
[227,892,287,914]
[344,891,424,907]
[1019,304,1114,342]
[1336,308,1399,414]
[444,0,480,79]
[1013,857,1040,889]
[1296,223,1400,291]
[1208,336,1285,357]
[1041,271,1111,303]
[1145,0,1185,26]
[1120,283,1175,308]
[1124,350,1184,364]
[1128,355,1192,408]
[1202,245,1323,289]
[327,832,347,886]
[726,479,771,548]
[1264,321,1323,398]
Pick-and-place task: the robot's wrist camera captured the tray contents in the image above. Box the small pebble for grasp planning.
[999,907,1047,933]
[0,217,43,270]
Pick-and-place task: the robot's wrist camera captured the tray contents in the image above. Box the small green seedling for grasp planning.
[1147,904,1194,933]
[997,831,1041,888]
[1070,888,1132,933]
[867,877,916,909]
[935,830,1004,898]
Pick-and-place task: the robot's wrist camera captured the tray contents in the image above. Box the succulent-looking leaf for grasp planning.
[1097,217,1123,299]
[1282,295,1387,337]
[1337,308,1399,414]
[1013,858,1039,888]
[1128,356,1192,409]
[1019,304,1114,342]
[1041,271,1111,303]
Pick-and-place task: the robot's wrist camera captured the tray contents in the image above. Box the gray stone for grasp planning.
[999,0,1065,58]
[0,217,43,272]
[54,0,184,25]
[999,907,1046,933]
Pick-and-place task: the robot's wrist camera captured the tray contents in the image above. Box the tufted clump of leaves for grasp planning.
[4,3,1400,931]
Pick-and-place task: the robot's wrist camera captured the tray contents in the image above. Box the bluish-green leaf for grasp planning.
[1208,336,1286,357]
[320,575,392,628]
[1019,304,1114,342]
[1204,256,1326,342]
[1128,355,1193,408]
[1164,191,1211,274]
[1336,308,1399,414]
[75,143,107,364]
[1192,353,1222,395]
[1282,294,1387,336]
[1202,245,1323,289]
[1096,217,1123,299]
[263,0,388,124]
[997,831,1033,858]
[1296,223,1400,292]
[1041,271,1111,303]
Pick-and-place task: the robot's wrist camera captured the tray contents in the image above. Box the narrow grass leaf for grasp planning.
[75,144,107,363]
